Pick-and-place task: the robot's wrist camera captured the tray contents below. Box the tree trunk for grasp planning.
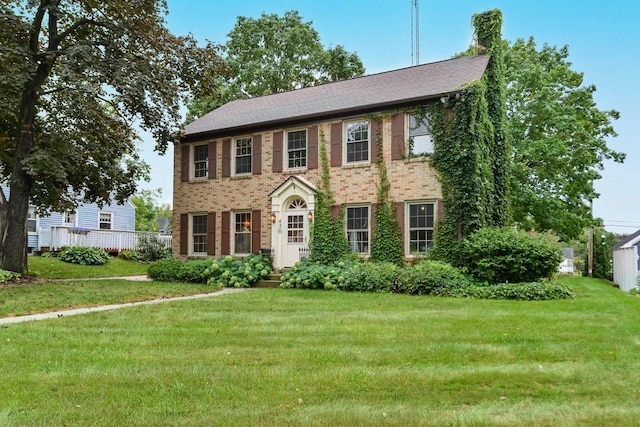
[0,178,30,273]
[1,78,40,273]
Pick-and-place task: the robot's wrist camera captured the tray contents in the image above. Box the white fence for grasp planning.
[40,226,172,253]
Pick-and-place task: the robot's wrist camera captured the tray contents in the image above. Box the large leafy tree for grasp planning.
[131,189,172,232]
[187,10,365,121]
[0,0,219,272]
[505,38,624,241]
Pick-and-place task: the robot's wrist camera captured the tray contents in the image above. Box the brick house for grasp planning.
[174,54,489,269]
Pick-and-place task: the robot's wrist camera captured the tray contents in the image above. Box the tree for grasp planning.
[131,189,172,232]
[504,38,624,241]
[0,1,218,272]
[186,10,365,121]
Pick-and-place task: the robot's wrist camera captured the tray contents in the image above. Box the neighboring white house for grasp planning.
[612,230,640,292]
[1,184,136,254]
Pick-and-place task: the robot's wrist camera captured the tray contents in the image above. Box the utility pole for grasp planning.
[588,200,593,277]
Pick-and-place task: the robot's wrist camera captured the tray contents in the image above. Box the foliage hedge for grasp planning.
[59,246,110,265]
[147,253,273,288]
[280,257,359,290]
[458,227,563,284]
[282,258,574,300]
[147,258,183,282]
[203,253,272,288]
[340,262,404,293]
[402,260,473,296]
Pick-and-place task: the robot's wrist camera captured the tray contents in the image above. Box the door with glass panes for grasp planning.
[282,198,309,267]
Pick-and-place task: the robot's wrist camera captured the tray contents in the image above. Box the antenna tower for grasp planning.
[411,0,419,65]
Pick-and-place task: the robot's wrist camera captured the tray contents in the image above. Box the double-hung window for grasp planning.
[235,137,252,175]
[408,202,435,254]
[99,212,113,230]
[193,144,209,178]
[345,120,369,163]
[346,206,369,254]
[408,112,433,155]
[234,212,251,254]
[64,211,76,226]
[287,129,307,169]
[27,207,37,233]
[192,214,208,254]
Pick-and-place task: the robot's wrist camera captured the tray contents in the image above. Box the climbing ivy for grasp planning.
[430,84,494,263]
[310,127,350,264]
[370,117,404,266]
[429,9,510,264]
[473,9,510,227]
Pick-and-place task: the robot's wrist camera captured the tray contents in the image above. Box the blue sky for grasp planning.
[142,0,640,235]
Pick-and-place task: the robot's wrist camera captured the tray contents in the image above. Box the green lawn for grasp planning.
[27,255,149,279]
[1,275,639,426]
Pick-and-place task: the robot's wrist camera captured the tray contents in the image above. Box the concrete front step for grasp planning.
[255,273,282,288]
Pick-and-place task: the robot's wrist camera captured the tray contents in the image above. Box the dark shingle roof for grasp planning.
[613,229,640,250]
[184,54,489,139]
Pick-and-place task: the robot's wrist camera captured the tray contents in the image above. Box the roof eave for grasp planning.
[181,90,463,143]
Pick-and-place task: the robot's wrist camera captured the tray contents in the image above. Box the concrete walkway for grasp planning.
[0,281,252,325]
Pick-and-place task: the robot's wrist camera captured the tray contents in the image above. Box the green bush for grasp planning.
[59,246,110,265]
[459,227,563,284]
[280,257,358,290]
[339,262,403,293]
[118,249,146,262]
[203,253,273,288]
[137,233,172,261]
[177,260,210,283]
[0,269,19,284]
[401,260,473,296]
[461,282,576,300]
[147,258,183,281]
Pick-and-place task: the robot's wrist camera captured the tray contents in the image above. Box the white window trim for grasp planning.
[192,143,209,179]
[406,111,434,156]
[232,211,252,255]
[345,204,370,255]
[27,206,38,235]
[63,210,77,227]
[405,200,436,257]
[343,119,370,165]
[190,213,208,255]
[232,136,253,176]
[284,128,308,171]
[99,211,114,230]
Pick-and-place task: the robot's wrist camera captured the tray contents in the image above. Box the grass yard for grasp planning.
[1,275,639,426]
[26,255,149,279]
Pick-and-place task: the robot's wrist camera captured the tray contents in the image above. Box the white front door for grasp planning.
[282,211,309,267]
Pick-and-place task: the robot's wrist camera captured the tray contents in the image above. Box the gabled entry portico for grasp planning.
[269,176,317,270]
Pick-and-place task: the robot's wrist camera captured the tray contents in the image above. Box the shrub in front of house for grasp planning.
[401,260,473,296]
[458,227,563,284]
[281,256,573,300]
[147,258,183,281]
[176,260,210,283]
[280,257,359,290]
[59,246,110,265]
[339,261,403,293]
[202,253,273,288]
